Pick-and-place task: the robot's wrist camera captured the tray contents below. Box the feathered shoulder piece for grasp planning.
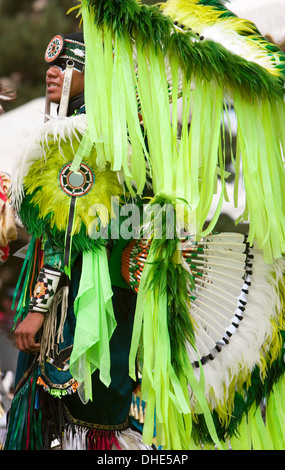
[11,114,124,257]
[72,0,285,263]
[161,0,285,81]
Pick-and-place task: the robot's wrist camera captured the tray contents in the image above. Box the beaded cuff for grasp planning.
[29,264,62,314]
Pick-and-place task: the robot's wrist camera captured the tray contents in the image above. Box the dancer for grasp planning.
[5,32,150,451]
[5,0,285,450]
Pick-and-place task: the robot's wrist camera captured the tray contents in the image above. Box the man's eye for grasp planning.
[55,60,67,70]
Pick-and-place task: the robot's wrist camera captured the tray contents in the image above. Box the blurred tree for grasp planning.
[0,0,81,110]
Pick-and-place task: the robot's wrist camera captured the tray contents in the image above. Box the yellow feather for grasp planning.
[160,0,284,77]
[24,138,124,236]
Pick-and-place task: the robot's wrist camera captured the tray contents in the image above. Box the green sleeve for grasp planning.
[109,238,131,289]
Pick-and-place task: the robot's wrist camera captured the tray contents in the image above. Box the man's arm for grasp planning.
[14,241,65,354]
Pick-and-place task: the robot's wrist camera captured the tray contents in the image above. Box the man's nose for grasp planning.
[46,66,60,77]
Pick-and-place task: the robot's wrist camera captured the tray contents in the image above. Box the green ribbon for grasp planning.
[12,237,37,325]
[69,129,93,173]
[69,247,116,403]
[129,235,222,450]
[266,377,285,449]
[248,404,274,450]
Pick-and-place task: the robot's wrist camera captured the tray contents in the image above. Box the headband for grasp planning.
[45,33,85,68]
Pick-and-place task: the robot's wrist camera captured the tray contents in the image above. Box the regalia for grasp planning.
[5,0,285,450]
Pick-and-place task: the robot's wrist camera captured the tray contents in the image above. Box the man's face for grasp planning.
[46,60,84,104]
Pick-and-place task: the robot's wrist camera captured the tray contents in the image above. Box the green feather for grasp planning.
[81,0,285,99]
[191,331,285,446]
[19,193,105,254]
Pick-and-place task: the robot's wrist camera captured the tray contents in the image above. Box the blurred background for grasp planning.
[0,0,284,437]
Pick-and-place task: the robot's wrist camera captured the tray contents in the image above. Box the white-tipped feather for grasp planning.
[61,425,88,450]
[161,0,283,77]
[61,425,152,450]
[115,428,152,450]
[186,238,285,409]
[11,114,88,210]
[201,25,278,74]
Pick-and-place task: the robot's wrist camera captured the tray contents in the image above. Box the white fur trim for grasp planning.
[11,114,88,211]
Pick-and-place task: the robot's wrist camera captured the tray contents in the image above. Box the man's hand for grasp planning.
[14,312,45,354]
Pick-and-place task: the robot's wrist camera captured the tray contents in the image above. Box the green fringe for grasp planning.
[4,367,43,450]
[4,365,74,450]
[142,194,196,372]
[129,194,222,449]
[79,0,285,263]
[12,236,41,325]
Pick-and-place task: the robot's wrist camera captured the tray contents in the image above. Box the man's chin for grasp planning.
[46,90,61,104]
